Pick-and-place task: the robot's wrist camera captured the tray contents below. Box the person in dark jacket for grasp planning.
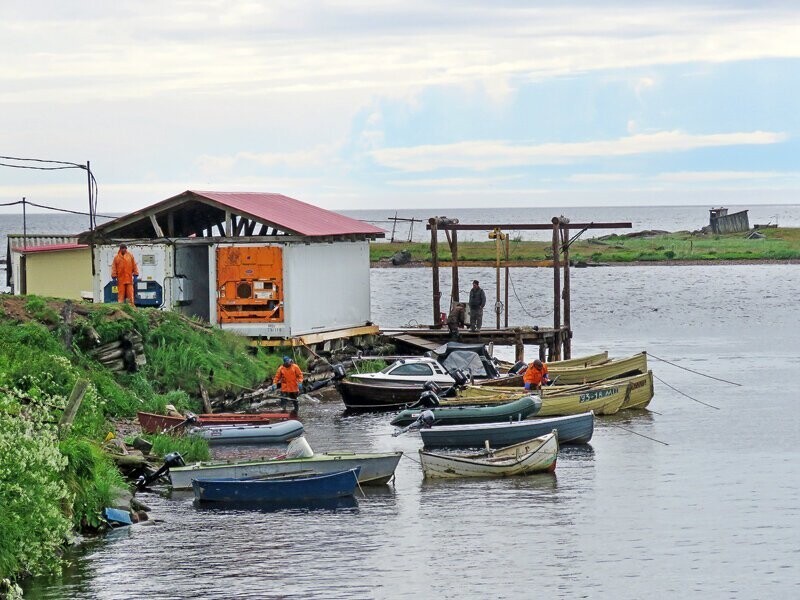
[447,303,467,339]
[468,280,486,331]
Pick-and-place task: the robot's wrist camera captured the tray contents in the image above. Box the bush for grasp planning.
[0,390,70,579]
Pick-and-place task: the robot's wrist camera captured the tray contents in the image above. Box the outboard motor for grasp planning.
[417,409,435,429]
[136,451,186,489]
[508,361,528,375]
[450,368,469,388]
[409,389,440,409]
[422,380,442,394]
[331,363,347,381]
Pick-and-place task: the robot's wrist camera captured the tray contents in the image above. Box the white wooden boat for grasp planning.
[188,420,304,444]
[419,432,558,478]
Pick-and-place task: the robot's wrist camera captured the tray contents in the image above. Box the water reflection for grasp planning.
[192,495,360,514]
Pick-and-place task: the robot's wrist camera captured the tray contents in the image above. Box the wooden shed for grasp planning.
[79,191,385,343]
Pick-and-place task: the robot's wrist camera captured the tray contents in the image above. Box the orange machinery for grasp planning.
[216,246,284,323]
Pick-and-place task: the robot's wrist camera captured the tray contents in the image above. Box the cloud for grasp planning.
[196,145,341,175]
[654,170,797,182]
[2,4,800,103]
[371,130,788,172]
[569,173,636,183]
[387,175,522,187]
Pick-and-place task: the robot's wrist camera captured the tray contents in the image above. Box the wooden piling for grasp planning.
[59,378,89,437]
[551,218,561,361]
[430,218,442,327]
[560,220,572,359]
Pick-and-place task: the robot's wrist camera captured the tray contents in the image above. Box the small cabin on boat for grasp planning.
[78,190,385,343]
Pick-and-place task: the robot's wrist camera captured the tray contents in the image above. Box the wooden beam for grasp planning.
[149,214,164,237]
[428,222,632,231]
[225,211,232,237]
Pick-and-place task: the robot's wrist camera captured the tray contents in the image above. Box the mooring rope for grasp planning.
[605,423,670,446]
[648,353,741,386]
[653,374,720,410]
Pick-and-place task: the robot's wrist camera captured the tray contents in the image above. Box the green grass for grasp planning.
[370,227,800,264]
[0,297,288,582]
[144,432,211,463]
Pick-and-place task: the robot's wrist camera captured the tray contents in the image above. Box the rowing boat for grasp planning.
[419,432,558,478]
[137,410,293,434]
[389,396,541,427]
[442,371,654,415]
[479,352,648,387]
[419,411,594,448]
[192,467,361,503]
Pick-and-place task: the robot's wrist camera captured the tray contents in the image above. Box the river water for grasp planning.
[22,262,800,599]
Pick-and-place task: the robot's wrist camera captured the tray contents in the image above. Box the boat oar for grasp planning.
[163,413,199,434]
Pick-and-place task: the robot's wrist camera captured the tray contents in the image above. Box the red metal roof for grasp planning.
[190,191,385,237]
[13,243,88,254]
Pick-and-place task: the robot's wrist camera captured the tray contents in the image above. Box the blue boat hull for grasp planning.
[192,467,361,503]
[419,412,594,448]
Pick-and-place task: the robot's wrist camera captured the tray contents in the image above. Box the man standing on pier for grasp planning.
[111,244,139,306]
[468,280,486,331]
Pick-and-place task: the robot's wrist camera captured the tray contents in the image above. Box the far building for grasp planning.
[78,190,385,345]
[6,234,92,300]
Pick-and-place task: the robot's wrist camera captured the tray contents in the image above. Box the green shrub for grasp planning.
[0,390,70,579]
[58,438,126,530]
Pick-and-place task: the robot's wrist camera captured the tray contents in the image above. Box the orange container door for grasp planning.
[216,246,284,323]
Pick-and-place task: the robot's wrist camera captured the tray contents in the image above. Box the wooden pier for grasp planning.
[382,216,631,362]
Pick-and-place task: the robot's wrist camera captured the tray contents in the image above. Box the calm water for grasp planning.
[22,263,800,599]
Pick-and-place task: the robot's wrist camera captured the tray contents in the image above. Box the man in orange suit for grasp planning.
[523,359,550,392]
[111,244,139,305]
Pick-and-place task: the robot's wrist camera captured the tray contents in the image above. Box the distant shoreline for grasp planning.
[372,258,800,268]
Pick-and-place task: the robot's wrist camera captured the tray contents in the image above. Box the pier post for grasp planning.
[551,218,562,361]
[450,228,459,304]
[430,218,442,327]
[560,220,572,359]
[514,331,524,362]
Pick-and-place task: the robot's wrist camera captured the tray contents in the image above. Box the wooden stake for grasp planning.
[59,379,89,437]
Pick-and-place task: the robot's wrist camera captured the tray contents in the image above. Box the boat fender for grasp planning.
[285,436,314,459]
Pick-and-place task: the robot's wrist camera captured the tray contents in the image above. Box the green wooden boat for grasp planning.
[389,396,541,427]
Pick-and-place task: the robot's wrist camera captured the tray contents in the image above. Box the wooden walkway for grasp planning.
[382,326,570,362]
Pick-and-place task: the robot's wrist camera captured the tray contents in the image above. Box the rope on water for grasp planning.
[353,471,366,498]
[648,353,741,387]
[606,423,669,446]
[401,452,423,465]
[654,374,720,410]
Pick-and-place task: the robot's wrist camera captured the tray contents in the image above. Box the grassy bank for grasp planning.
[370,227,800,264]
[0,296,282,585]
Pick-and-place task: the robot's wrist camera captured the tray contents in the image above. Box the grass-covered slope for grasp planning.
[0,295,282,582]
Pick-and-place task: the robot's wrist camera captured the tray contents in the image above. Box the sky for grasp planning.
[1,0,799,214]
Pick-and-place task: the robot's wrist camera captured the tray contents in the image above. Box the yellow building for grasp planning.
[13,243,93,300]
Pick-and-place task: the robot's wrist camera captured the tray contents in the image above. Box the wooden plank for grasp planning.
[386,333,442,353]
[59,379,90,437]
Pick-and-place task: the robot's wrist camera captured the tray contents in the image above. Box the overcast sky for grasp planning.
[1,1,798,214]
